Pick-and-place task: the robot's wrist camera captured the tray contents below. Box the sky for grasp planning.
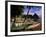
[23,6,42,17]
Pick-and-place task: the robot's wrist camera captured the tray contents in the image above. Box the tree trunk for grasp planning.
[23,8,30,23]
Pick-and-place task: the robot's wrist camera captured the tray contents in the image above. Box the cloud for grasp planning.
[23,6,42,16]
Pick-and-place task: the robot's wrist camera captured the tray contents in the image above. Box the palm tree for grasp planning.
[23,6,31,22]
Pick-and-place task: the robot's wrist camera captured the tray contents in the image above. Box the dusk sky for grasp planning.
[23,6,42,17]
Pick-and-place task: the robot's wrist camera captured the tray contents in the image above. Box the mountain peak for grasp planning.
[33,13,39,19]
